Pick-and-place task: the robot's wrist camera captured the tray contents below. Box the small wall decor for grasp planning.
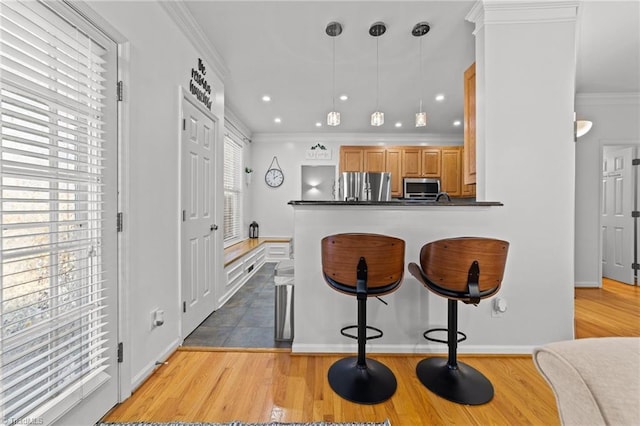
[189,58,213,110]
[265,156,284,188]
[245,167,253,185]
[305,143,332,160]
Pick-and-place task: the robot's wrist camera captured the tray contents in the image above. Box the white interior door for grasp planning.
[602,146,636,284]
[181,96,218,337]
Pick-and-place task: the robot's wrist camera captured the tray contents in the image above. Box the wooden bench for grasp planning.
[220,237,292,307]
[223,237,292,266]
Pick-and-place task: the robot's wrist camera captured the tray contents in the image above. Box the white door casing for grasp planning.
[601,146,636,285]
[180,93,218,337]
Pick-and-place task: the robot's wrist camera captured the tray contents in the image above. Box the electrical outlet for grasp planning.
[151,309,165,328]
[492,297,508,318]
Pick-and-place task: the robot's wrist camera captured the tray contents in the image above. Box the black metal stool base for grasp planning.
[328,357,397,404]
[416,357,494,405]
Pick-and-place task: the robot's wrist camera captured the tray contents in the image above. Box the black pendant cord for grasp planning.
[375,37,380,111]
[332,36,336,111]
[419,35,424,113]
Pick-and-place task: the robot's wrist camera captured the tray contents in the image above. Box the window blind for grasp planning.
[223,136,242,243]
[1,1,113,423]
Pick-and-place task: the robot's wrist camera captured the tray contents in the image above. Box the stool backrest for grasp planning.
[419,237,509,293]
[321,233,405,292]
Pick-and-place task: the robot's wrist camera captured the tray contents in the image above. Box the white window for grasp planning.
[0,1,118,423]
[223,135,243,244]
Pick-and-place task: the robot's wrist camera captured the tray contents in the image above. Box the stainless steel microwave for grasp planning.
[403,177,440,199]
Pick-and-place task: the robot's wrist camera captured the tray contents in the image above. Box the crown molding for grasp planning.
[576,92,640,106]
[159,1,229,83]
[224,107,253,142]
[467,1,579,33]
[252,132,463,146]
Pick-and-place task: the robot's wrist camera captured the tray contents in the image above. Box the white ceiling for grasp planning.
[183,1,640,136]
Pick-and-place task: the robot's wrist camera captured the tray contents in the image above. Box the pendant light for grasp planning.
[412,22,430,127]
[370,22,386,127]
[326,22,342,126]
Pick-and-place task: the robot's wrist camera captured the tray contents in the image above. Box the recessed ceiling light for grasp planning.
[395,122,402,128]
[315,122,322,127]
[339,94,348,101]
[262,95,271,102]
[453,120,461,126]
[435,94,445,102]
[274,117,281,123]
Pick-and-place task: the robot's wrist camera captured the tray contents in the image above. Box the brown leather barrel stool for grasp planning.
[321,233,405,404]
[409,237,509,405]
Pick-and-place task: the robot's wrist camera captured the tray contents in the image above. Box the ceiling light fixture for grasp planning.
[262,95,271,102]
[339,94,348,101]
[435,94,445,102]
[274,117,281,124]
[370,21,386,127]
[453,120,461,126]
[412,22,430,128]
[326,22,343,127]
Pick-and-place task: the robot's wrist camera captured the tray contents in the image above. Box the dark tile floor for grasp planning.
[183,263,292,349]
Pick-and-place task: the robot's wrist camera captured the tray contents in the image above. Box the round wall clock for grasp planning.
[265,156,284,188]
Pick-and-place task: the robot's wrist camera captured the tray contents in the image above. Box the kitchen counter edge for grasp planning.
[288,200,503,207]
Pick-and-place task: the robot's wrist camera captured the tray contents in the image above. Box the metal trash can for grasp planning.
[274,260,294,341]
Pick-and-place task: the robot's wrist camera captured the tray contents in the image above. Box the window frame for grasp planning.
[222,133,244,247]
[0,1,120,423]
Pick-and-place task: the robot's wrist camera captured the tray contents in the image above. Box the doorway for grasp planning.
[601,145,638,285]
[180,90,219,337]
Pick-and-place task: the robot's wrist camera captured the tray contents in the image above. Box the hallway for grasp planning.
[183,263,291,348]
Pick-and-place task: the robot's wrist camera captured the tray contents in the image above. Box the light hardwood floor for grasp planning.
[104,279,639,425]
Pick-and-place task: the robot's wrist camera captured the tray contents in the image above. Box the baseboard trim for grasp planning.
[291,343,536,355]
[575,281,601,288]
[131,337,181,391]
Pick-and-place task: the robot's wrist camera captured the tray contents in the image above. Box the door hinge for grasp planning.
[117,81,124,102]
[633,263,640,271]
[182,210,186,222]
[632,158,640,166]
[117,342,123,363]
[183,118,186,131]
[183,301,186,313]
[632,211,640,218]
[117,212,123,232]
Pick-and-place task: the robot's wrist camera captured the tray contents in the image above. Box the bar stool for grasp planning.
[321,233,405,404]
[408,237,509,405]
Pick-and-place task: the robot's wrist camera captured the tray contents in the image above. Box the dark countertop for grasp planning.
[288,199,503,207]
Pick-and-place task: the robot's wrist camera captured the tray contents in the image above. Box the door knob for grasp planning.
[210,224,218,231]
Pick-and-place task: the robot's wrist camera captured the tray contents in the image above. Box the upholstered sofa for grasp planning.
[533,337,640,425]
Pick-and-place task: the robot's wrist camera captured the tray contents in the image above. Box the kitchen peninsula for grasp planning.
[289,199,517,355]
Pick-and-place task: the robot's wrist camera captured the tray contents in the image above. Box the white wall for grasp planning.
[575,94,640,287]
[249,133,462,237]
[86,1,225,392]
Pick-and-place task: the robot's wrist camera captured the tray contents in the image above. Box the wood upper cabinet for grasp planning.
[461,148,476,197]
[363,148,386,172]
[339,144,470,198]
[421,148,441,177]
[402,148,421,177]
[441,147,461,197]
[385,148,402,197]
[463,62,477,185]
[340,147,364,172]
